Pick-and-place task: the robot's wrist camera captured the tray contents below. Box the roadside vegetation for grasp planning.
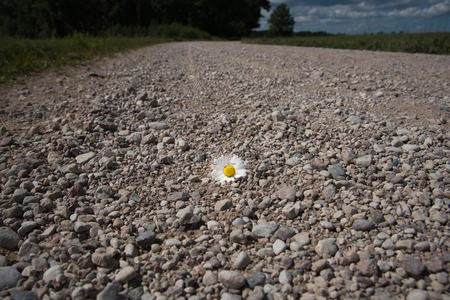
[0,24,216,83]
[243,32,450,55]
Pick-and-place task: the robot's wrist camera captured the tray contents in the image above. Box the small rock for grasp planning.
[355,154,372,167]
[136,231,156,249]
[202,271,218,286]
[273,239,286,255]
[406,290,429,300]
[74,222,91,233]
[221,293,241,300]
[398,255,425,278]
[148,122,168,130]
[233,251,251,270]
[347,115,361,124]
[218,270,246,289]
[245,272,266,289]
[215,199,232,212]
[292,232,310,246]
[282,202,302,219]
[0,267,21,290]
[10,289,38,300]
[115,266,136,283]
[274,186,296,201]
[357,259,378,276]
[76,152,95,164]
[402,144,419,152]
[91,250,117,268]
[167,192,189,202]
[315,238,338,258]
[97,283,121,300]
[353,219,375,231]
[252,222,278,238]
[278,270,292,284]
[43,265,63,283]
[0,227,20,250]
[328,164,346,180]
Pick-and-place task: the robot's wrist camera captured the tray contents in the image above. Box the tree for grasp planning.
[268,3,294,36]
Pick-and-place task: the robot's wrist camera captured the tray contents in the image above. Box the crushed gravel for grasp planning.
[0,41,449,299]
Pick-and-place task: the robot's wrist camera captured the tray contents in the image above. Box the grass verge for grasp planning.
[242,32,450,55]
[0,24,217,83]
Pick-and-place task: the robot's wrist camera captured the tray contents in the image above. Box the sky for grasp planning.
[258,0,450,34]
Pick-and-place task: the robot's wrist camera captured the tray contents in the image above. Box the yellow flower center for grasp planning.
[223,165,235,177]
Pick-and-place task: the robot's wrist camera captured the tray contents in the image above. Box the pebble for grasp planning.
[0,267,21,290]
[0,227,20,250]
[352,219,375,231]
[75,152,95,164]
[43,265,63,283]
[245,272,266,289]
[1,42,448,300]
[97,283,121,300]
[315,238,338,258]
[406,290,429,300]
[9,289,38,300]
[136,231,156,249]
[272,239,287,255]
[218,270,246,289]
[114,266,136,283]
[233,251,251,270]
[252,222,278,238]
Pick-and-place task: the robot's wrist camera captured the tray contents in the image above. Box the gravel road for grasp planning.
[0,41,449,299]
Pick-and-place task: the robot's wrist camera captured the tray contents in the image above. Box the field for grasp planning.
[0,24,215,83]
[243,32,450,55]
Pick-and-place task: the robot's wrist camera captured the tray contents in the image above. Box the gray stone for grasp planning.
[402,144,419,152]
[91,250,118,268]
[252,222,278,238]
[282,202,301,219]
[136,231,156,249]
[292,232,310,246]
[328,164,346,180]
[43,265,63,283]
[97,283,122,300]
[406,290,429,300]
[76,152,95,164]
[273,239,286,255]
[233,251,251,270]
[347,115,362,124]
[114,266,136,283]
[215,199,232,212]
[315,238,338,258]
[230,230,246,244]
[355,154,372,167]
[221,293,241,300]
[10,289,38,300]
[148,122,168,130]
[74,221,91,233]
[245,272,266,289]
[202,271,218,286]
[167,192,189,202]
[278,270,292,284]
[12,189,27,203]
[322,184,336,201]
[218,270,246,289]
[398,255,425,278]
[353,219,375,231]
[0,227,20,250]
[357,259,378,276]
[18,240,40,257]
[273,226,296,241]
[0,267,21,290]
[274,185,297,201]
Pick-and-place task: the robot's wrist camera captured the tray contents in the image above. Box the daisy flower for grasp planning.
[211,154,246,183]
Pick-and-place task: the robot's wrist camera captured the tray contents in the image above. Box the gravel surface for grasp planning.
[0,41,449,299]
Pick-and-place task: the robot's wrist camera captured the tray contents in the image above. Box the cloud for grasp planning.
[263,0,450,33]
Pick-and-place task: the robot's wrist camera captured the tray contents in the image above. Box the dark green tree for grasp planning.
[268,3,294,36]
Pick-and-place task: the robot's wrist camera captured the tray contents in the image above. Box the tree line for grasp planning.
[0,0,271,38]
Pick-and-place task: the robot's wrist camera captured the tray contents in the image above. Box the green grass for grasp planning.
[0,24,216,83]
[242,32,450,55]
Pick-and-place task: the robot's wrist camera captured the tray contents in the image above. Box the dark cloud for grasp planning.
[261,0,450,33]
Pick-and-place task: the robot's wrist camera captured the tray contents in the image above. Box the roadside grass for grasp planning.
[242,32,450,55]
[0,24,217,83]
